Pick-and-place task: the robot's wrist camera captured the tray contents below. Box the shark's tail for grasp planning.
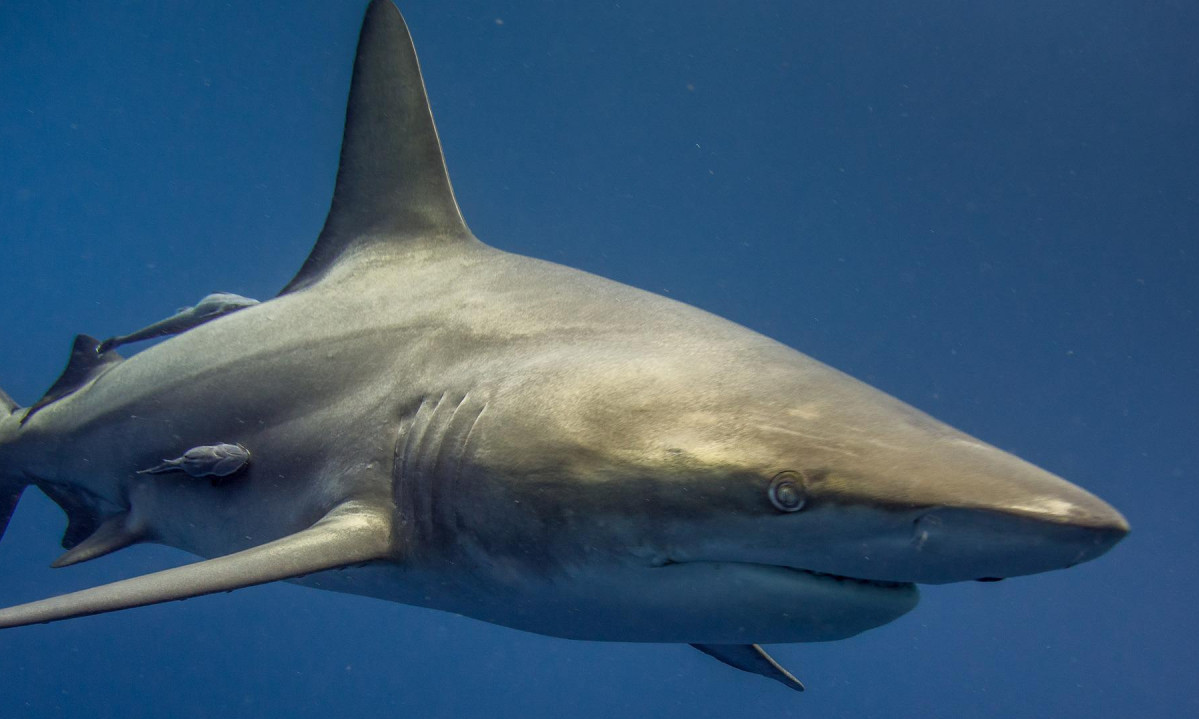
[0,386,27,542]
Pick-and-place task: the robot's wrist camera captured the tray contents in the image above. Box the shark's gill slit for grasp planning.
[396,395,440,540]
[429,393,486,541]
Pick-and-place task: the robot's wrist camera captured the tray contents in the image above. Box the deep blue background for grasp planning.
[1,1,1195,717]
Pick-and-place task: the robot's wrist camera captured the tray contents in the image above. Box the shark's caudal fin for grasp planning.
[3,336,125,550]
[0,478,18,543]
[0,387,25,542]
[0,502,393,629]
[280,0,474,295]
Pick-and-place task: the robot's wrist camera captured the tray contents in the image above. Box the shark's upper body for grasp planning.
[0,0,1127,691]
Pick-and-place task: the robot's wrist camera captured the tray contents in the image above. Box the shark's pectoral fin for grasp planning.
[691,643,805,692]
[0,501,393,629]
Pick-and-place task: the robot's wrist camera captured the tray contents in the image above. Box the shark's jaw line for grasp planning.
[702,563,916,592]
[395,559,925,645]
[0,0,1127,694]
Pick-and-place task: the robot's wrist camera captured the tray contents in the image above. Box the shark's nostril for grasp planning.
[911,512,941,550]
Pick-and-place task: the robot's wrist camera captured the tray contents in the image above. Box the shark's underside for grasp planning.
[0,0,1127,693]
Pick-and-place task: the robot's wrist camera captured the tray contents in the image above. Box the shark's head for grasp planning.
[445,304,1129,644]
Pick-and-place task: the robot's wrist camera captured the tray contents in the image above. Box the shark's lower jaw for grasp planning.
[549,560,925,644]
[356,558,924,645]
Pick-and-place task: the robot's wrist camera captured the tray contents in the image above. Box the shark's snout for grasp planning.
[696,363,1134,589]
[880,436,1131,583]
[766,429,1131,585]
[905,500,1129,584]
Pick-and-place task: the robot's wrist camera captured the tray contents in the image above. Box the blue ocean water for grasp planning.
[0,1,1194,717]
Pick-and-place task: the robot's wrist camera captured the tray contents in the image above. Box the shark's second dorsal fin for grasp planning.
[281,0,473,295]
[0,387,17,415]
[0,501,393,629]
[21,335,122,426]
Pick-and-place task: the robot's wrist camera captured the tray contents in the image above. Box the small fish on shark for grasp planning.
[137,443,251,485]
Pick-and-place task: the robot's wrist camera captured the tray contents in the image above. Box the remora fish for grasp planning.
[0,0,1127,692]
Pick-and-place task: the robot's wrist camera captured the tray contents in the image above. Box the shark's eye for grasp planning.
[768,471,806,512]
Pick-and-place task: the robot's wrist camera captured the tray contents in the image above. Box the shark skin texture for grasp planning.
[0,0,1127,693]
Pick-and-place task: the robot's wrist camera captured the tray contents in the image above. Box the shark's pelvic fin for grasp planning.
[691,644,806,692]
[281,0,473,295]
[20,335,122,426]
[39,482,111,551]
[51,512,145,568]
[0,501,393,629]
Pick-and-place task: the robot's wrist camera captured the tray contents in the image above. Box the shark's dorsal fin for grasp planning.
[21,335,122,426]
[0,501,392,629]
[281,0,473,295]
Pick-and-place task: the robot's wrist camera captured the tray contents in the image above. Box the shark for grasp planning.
[0,0,1128,692]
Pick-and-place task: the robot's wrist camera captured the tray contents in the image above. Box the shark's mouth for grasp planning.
[661,559,916,592]
[731,564,1004,589]
[792,567,913,590]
